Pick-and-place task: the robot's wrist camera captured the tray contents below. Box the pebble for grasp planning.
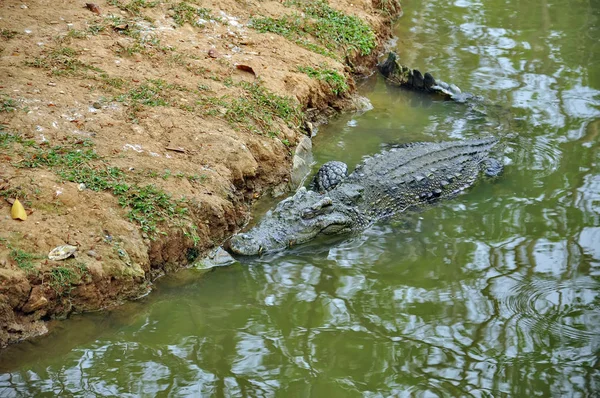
[92,102,102,109]
[87,250,98,258]
[48,82,56,86]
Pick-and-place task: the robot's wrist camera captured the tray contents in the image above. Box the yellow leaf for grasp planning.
[11,199,27,221]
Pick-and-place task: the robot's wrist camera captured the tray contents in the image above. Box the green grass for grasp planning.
[0,128,36,149]
[250,16,335,58]
[25,46,105,77]
[118,79,171,106]
[12,137,192,236]
[169,2,219,27]
[87,24,106,36]
[10,248,40,274]
[108,0,160,16]
[251,0,376,57]
[48,263,90,296]
[1,94,18,112]
[0,29,18,40]
[65,29,88,40]
[116,79,181,120]
[196,81,301,137]
[294,1,376,56]
[225,81,301,137]
[297,66,349,95]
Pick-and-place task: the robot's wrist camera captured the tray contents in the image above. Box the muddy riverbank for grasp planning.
[0,0,402,347]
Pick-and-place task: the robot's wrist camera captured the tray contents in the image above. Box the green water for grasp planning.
[2,0,600,395]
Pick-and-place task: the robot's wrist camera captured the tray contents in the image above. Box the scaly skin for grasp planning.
[378,52,477,102]
[228,138,503,256]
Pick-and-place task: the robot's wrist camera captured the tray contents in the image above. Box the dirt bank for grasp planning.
[0,0,401,347]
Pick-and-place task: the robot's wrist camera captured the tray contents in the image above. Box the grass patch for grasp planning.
[10,248,40,275]
[1,29,19,40]
[196,81,301,137]
[251,0,376,57]
[170,2,220,27]
[0,128,36,149]
[225,81,301,137]
[250,15,335,58]
[47,263,90,296]
[115,79,185,120]
[87,24,106,36]
[64,29,88,40]
[116,184,188,233]
[108,0,160,16]
[117,79,171,107]
[1,94,18,112]
[13,137,194,236]
[297,66,349,95]
[25,46,105,77]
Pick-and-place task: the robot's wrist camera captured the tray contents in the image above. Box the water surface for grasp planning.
[1,0,600,396]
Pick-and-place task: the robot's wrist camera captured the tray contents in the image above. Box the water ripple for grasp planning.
[500,276,599,342]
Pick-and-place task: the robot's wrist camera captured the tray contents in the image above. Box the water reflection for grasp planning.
[1,0,600,395]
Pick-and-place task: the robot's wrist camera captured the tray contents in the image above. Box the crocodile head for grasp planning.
[228,187,358,256]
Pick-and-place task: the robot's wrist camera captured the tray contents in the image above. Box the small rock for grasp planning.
[195,247,236,269]
[78,183,86,191]
[87,250,98,258]
[7,323,24,332]
[92,102,102,109]
[291,136,313,188]
[48,82,56,86]
[20,4,28,9]
[22,287,48,313]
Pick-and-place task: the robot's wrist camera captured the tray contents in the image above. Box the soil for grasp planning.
[0,0,401,348]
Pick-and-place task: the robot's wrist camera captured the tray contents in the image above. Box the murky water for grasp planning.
[2,0,600,395]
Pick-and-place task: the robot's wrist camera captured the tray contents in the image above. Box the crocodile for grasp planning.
[228,137,503,256]
[377,52,480,103]
[378,52,516,127]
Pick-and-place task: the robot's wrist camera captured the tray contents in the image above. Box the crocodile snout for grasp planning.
[228,233,263,256]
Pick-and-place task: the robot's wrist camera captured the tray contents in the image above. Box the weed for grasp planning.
[117,184,185,234]
[226,81,301,136]
[291,0,376,56]
[186,174,207,183]
[117,79,171,107]
[0,29,18,40]
[250,15,335,58]
[99,75,127,90]
[87,24,106,35]
[19,141,99,169]
[196,81,300,137]
[12,137,194,237]
[170,2,218,27]
[0,129,35,148]
[108,0,160,16]
[65,29,88,40]
[162,169,172,180]
[25,46,105,77]
[297,65,348,95]
[1,95,18,112]
[10,248,40,275]
[251,0,376,57]
[47,264,87,296]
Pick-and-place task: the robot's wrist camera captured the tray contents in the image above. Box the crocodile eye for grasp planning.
[301,197,333,219]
